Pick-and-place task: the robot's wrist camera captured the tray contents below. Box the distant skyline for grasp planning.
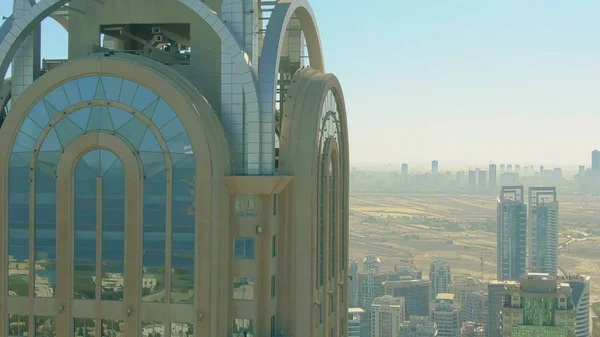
[3,0,600,166]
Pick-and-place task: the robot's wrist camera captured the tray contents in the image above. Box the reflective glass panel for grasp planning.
[116,117,146,149]
[159,117,185,141]
[152,99,176,128]
[68,107,92,130]
[101,154,125,301]
[139,129,162,153]
[171,156,195,304]
[118,79,138,106]
[12,131,36,153]
[40,129,62,152]
[171,323,193,337]
[35,316,56,337]
[101,319,124,337]
[44,86,69,112]
[74,157,97,300]
[19,117,43,140]
[142,170,166,303]
[131,85,158,111]
[63,79,82,106]
[28,100,50,127]
[54,117,84,149]
[108,107,133,130]
[234,238,254,260]
[73,318,95,337]
[142,322,165,337]
[34,168,56,298]
[233,319,254,337]
[233,277,255,301]
[87,105,114,132]
[77,76,100,101]
[8,314,29,336]
[8,157,30,297]
[235,196,257,217]
[101,76,123,102]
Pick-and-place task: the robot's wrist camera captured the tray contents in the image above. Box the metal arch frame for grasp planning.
[258,0,325,174]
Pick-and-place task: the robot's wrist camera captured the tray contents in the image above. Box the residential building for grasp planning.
[469,170,477,193]
[593,150,600,171]
[487,281,516,337]
[502,273,576,337]
[0,0,349,336]
[496,187,527,281]
[432,161,439,175]
[398,316,438,337]
[558,275,590,337]
[359,271,387,336]
[430,257,452,300]
[479,170,488,193]
[388,263,422,281]
[430,293,460,337]
[528,187,559,276]
[451,276,485,323]
[364,255,382,273]
[371,295,405,337]
[464,291,488,330]
[349,308,365,337]
[384,279,431,317]
[350,259,360,307]
[402,163,409,176]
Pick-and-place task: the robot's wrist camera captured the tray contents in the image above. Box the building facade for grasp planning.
[489,164,497,192]
[363,255,382,273]
[0,0,349,337]
[451,276,484,324]
[557,275,590,337]
[430,294,460,337]
[384,280,431,317]
[501,273,576,337]
[487,281,516,337]
[348,308,365,337]
[358,271,387,336]
[349,259,360,308]
[371,296,405,337]
[496,186,527,281]
[464,291,487,331]
[430,258,452,301]
[528,187,558,276]
[398,316,438,337]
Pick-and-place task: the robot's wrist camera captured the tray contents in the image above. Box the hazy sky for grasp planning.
[3,0,600,167]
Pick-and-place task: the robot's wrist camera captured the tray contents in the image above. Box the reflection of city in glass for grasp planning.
[522,297,558,326]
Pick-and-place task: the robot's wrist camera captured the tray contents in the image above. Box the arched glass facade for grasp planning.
[7,75,196,335]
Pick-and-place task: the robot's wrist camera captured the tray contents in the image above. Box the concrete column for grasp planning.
[11,0,41,105]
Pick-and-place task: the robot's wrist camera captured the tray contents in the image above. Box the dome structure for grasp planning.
[0,1,348,337]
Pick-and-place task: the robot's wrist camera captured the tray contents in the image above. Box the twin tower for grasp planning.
[0,1,349,336]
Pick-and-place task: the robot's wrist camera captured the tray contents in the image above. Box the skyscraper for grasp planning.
[464,291,488,330]
[363,254,382,273]
[557,275,590,337]
[592,150,600,170]
[507,164,513,172]
[479,170,488,193]
[430,257,452,300]
[502,273,576,337]
[402,163,409,176]
[468,170,477,193]
[0,0,349,336]
[451,276,485,323]
[514,165,520,173]
[432,160,439,175]
[489,164,497,192]
[497,187,527,281]
[528,187,559,276]
[350,259,360,307]
[384,279,432,317]
[371,296,405,337]
[430,293,460,337]
[500,164,506,174]
[358,271,387,335]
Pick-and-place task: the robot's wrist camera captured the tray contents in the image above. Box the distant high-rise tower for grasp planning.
[489,164,497,191]
[524,166,530,174]
[430,294,460,337]
[371,296,405,337]
[465,290,488,331]
[500,164,506,174]
[502,273,576,337]
[402,163,409,175]
[363,254,382,273]
[468,170,477,193]
[479,170,488,193]
[349,259,359,307]
[358,271,387,334]
[457,171,466,185]
[348,308,365,337]
[507,164,513,172]
[515,164,520,173]
[528,187,558,276]
[432,160,439,175]
[540,166,545,177]
[593,150,600,171]
[384,279,431,317]
[558,275,590,337]
[497,187,527,281]
[429,257,452,300]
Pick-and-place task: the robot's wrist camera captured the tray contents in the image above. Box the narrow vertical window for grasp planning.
[272,234,277,258]
[8,154,31,296]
